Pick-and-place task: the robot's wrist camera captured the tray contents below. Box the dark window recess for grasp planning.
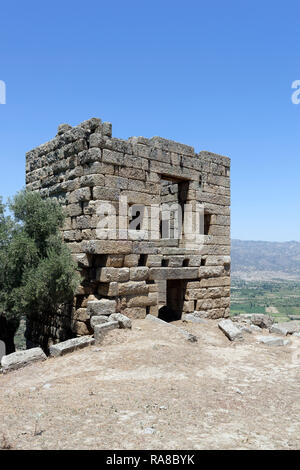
[161,259,169,267]
[94,254,108,267]
[201,258,206,266]
[182,259,189,267]
[204,214,211,235]
[138,254,148,266]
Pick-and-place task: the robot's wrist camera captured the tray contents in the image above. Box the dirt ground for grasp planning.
[0,318,299,450]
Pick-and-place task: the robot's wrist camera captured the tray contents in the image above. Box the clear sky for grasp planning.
[0,0,299,242]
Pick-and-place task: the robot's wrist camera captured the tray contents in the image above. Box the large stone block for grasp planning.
[94,321,119,344]
[199,277,230,288]
[97,282,119,297]
[109,313,132,329]
[90,315,109,329]
[275,321,300,334]
[127,293,157,307]
[124,254,139,267]
[199,266,224,278]
[67,187,91,204]
[218,319,243,341]
[118,281,149,296]
[97,267,130,283]
[123,307,147,319]
[148,267,198,280]
[74,253,91,268]
[80,174,105,187]
[1,348,47,372]
[269,324,288,336]
[93,186,120,201]
[251,314,274,329]
[257,336,290,347]
[106,255,124,267]
[129,267,149,281]
[72,308,89,322]
[81,240,133,255]
[71,320,92,336]
[87,299,117,316]
[49,336,94,357]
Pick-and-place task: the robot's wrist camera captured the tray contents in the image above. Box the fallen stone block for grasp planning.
[94,321,119,344]
[237,314,252,320]
[231,315,251,323]
[251,314,274,329]
[109,313,132,329]
[192,310,209,319]
[257,336,290,346]
[49,336,95,357]
[145,314,197,342]
[182,313,208,324]
[87,299,116,317]
[1,347,47,372]
[90,315,109,329]
[269,324,288,336]
[218,319,244,341]
[240,326,252,334]
[250,324,262,332]
[277,321,300,335]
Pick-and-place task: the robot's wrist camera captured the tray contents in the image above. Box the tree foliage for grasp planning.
[0,191,80,339]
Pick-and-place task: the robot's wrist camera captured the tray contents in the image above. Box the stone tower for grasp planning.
[25,118,230,350]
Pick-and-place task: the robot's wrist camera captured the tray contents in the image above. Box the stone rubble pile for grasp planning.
[219,314,300,346]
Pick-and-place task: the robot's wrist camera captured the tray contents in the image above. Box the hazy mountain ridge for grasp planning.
[231,239,300,280]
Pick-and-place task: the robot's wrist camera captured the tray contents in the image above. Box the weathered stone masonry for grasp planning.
[25,118,231,350]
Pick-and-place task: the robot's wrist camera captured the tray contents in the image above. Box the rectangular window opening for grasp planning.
[204,213,211,235]
[159,176,190,243]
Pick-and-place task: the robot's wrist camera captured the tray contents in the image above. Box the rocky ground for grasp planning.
[0,318,299,450]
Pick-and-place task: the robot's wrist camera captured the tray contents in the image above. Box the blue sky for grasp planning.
[0,0,299,241]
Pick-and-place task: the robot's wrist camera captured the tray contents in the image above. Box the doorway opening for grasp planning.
[158,279,187,322]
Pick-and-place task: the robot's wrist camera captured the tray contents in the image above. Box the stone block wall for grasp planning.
[25,118,231,350]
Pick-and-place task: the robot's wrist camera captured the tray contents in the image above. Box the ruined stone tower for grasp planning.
[25,118,230,350]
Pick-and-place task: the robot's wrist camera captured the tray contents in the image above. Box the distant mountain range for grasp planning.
[231,239,300,281]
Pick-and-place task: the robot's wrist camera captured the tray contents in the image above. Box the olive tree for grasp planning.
[0,191,80,353]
